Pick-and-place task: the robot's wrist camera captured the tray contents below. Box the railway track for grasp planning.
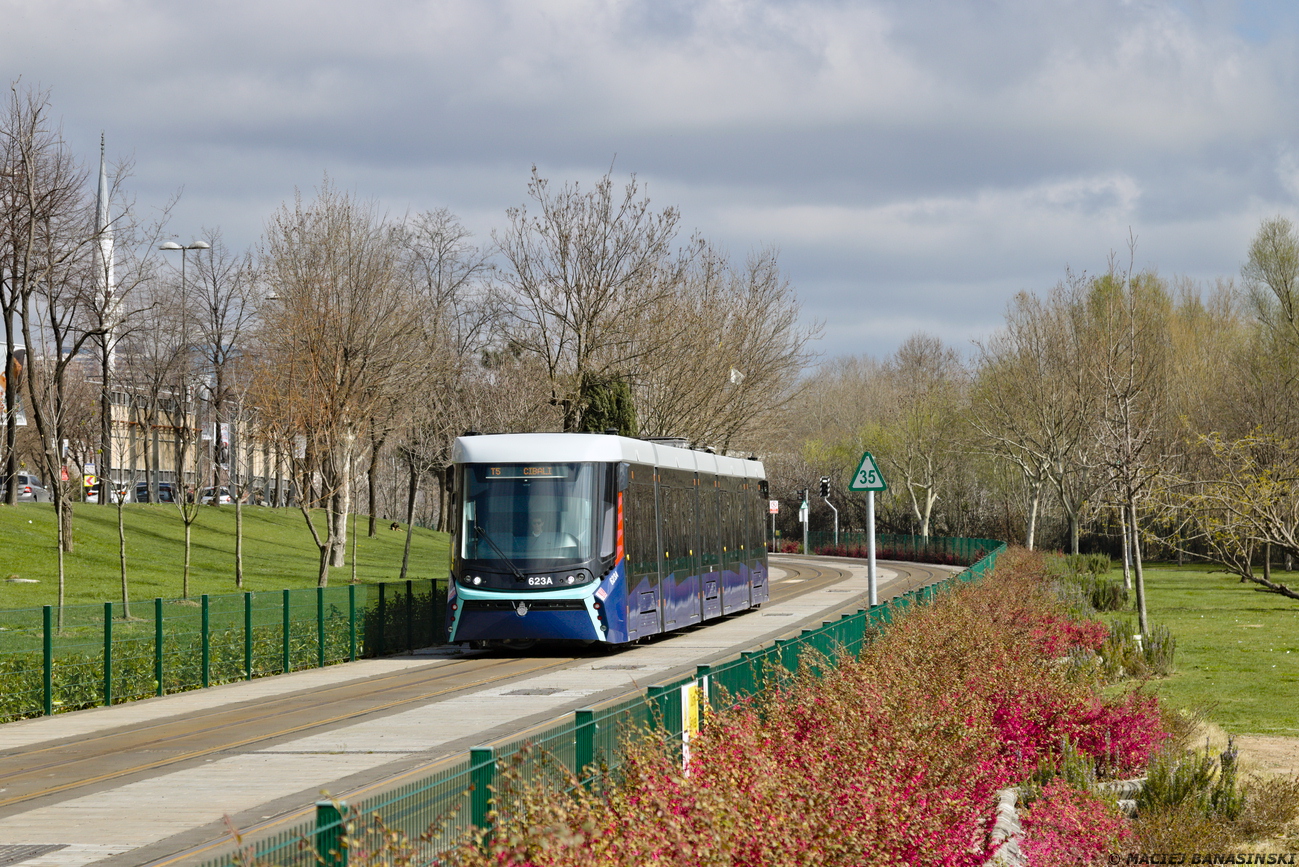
[0,557,944,821]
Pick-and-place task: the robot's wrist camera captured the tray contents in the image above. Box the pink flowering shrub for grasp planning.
[448,547,1153,867]
[1020,779,1132,866]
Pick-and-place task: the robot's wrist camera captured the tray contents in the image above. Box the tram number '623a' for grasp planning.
[527,576,553,586]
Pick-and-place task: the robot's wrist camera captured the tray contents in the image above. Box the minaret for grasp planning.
[96,134,117,368]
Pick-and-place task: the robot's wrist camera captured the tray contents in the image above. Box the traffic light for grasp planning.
[799,488,808,504]
[819,477,830,498]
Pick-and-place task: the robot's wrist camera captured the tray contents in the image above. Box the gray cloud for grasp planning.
[5,0,1299,359]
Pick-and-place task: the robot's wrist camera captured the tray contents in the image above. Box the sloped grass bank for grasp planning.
[0,503,449,607]
[441,548,1160,866]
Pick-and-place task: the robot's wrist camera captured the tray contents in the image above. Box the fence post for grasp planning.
[317,586,326,668]
[696,663,713,708]
[377,583,386,657]
[282,589,291,674]
[155,598,164,696]
[201,594,211,689]
[103,602,113,707]
[405,579,414,654]
[348,584,357,662]
[574,709,595,785]
[244,592,253,680]
[42,605,52,716]
[470,747,496,833]
[314,800,348,867]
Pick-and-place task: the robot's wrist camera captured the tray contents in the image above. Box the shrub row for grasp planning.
[442,548,1161,866]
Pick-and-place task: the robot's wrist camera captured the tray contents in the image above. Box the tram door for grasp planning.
[659,471,703,629]
[626,466,662,639]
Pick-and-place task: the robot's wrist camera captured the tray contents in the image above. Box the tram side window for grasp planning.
[723,487,736,566]
[629,479,656,574]
[704,478,720,567]
[659,483,676,564]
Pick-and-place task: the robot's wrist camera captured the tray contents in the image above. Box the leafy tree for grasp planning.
[578,372,637,436]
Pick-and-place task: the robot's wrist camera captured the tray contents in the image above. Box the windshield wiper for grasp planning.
[473,522,527,581]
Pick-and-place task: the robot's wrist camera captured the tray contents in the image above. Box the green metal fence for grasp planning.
[209,538,1006,867]
[0,579,447,723]
[807,531,1002,566]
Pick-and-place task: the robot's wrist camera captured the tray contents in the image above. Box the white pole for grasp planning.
[825,497,839,547]
[867,490,877,606]
[802,501,808,555]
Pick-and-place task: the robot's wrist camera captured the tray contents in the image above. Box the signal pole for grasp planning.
[798,489,809,555]
[820,476,838,546]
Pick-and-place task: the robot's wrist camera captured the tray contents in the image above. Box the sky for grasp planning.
[5,0,1299,362]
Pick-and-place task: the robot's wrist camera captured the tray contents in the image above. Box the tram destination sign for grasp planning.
[848,452,887,492]
[486,465,570,479]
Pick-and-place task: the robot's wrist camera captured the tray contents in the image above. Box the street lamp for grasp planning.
[159,240,210,503]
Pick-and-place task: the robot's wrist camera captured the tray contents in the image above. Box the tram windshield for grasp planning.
[460,462,599,565]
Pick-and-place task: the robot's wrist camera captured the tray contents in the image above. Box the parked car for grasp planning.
[198,486,234,505]
[134,482,176,503]
[84,482,130,503]
[1,473,52,503]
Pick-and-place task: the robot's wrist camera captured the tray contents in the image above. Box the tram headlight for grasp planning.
[565,574,576,585]
[472,576,483,586]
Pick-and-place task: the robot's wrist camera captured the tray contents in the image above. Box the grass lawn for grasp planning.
[0,502,450,611]
[1129,561,1299,736]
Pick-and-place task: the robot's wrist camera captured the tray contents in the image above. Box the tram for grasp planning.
[446,432,769,645]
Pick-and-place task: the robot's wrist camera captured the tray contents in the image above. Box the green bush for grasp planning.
[1099,619,1175,679]
[1066,553,1113,578]
[1138,738,1243,821]
[1085,575,1129,612]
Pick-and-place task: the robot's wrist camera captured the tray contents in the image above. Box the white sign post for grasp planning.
[848,452,888,606]
[798,497,809,554]
[769,500,779,551]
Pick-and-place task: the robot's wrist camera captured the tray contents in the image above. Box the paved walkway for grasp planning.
[0,558,940,867]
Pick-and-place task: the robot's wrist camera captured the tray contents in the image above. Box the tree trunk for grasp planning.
[367,430,385,537]
[400,462,419,581]
[100,341,113,507]
[235,496,244,589]
[183,519,193,599]
[1130,501,1148,635]
[299,502,331,588]
[1025,482,1040,551]
[329,488,348,567]
[59,492,74,553]
[1118,505,1132,591]
[118,498,130,619]
[317,544,331,588]
[2,333,17,506]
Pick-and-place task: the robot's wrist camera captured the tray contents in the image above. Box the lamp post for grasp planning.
[159,241,210,503]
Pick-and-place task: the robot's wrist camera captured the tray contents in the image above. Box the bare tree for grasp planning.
[875,334,968,538]
[633,245,818,451]
[187,230,257,497]
[971,287,1101,551]
[1087,253,1174,635]
[495,167,685,432]
[254,180,423,586]
[1,83,107,630]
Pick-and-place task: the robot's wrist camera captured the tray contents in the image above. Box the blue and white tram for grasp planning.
[446,433,769,645]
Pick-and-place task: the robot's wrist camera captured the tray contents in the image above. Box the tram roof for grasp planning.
[452,433,765,480]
